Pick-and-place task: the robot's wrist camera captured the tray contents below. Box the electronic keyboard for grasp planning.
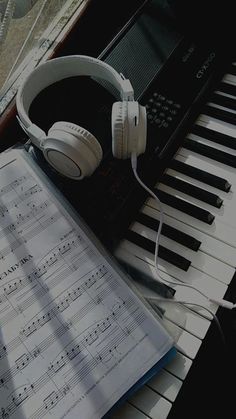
[27,1,236,417]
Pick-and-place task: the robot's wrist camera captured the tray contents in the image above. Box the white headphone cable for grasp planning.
[131,152,235,310]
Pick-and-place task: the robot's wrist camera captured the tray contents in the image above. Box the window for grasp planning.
[0,0,88,115]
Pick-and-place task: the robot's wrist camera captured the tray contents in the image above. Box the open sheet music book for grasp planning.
[0,147,175,419]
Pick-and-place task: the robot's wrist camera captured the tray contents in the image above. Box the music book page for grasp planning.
[0,148,174,419]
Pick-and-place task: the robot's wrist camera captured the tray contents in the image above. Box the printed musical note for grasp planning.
[44,391,59,410]
[12,386,29,406]
[15,353,30,370]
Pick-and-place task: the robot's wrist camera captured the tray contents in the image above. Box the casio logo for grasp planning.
[196,52,216,79]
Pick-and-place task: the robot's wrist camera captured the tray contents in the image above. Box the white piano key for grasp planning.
[141,273,211,340]
[130,221,234,284]
[223,73,236,86]
[141,203,236,268]
[164,351,192,381]
[128,385,172,419]
[196,115,236,138]
[175,151,236,190]
[111,402,150,418]
[159,300,210,340]
[188,132,236,156]
[157,182,236,238]
[206,101,236,115]
[147,369,182,402]
[164,319,202,360]
[150,187,236,249]
[215,90,236,100]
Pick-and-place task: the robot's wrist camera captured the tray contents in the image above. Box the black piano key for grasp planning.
[136,212,201,251]
[202,104,236,125]
[155,188,215,224]
[183,138,236,168]
[218,81,236,97]
[125,230,191,271]
[123,264,176,298]
[161,173,223,208]
[209,92,236,112]
[192,124,236,150]
[170,159,231,192]
[218,81,236,98]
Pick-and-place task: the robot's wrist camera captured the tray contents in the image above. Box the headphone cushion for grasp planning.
[111,102,128,159]
[45,121,103,179]
[112,101,146,159]
[48,121,103,162]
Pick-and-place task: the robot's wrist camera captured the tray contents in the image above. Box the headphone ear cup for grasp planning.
[43,121,103,179]
[112,101,147,159]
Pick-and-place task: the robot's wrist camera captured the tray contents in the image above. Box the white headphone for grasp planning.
[16,55,147,180]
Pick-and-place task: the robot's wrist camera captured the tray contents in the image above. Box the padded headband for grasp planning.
[16,55,135,129]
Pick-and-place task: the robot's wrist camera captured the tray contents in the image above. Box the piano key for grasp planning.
[156,183,236,244]
[160,173,223,208]
[141,194,236,268]
[202,104,236,125]
[125,230,191,271]
[192,123,236,150]
[118,240,227,302]
[154,189,215,224]
[218,81,236,97]
[183,138,236,167]
[187,132,236,157]
[165,167,232,209]
[157,300,210,340]
[197,115,236,138]
[136,212,201,251]
[164,352,192,381]
[142,286,210,341]
[147,369,182,403]
[175,150,236,189]
[223,73,236,86]
[169,158,231,192]
[164,320,201,360]
[160,167,236,227]
[128,386,172,419]
[146,192,236,250]
[114,245,223,318]
[207,102,236,116]
[111,402,150,418]
[209,92,236,111]
[130,220,234,284]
